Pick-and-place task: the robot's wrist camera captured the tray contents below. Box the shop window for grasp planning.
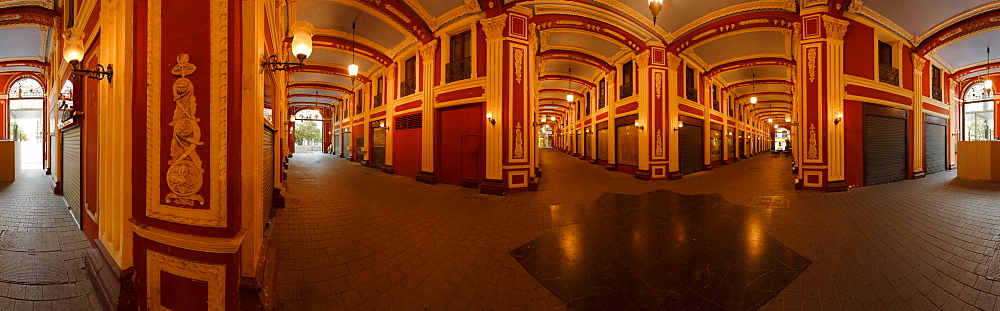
[963,81,994,141]
[877,41,899,86]
[685,66,698,101]
[374,77,384,108]
[401,56,417,96]
[711,84,720,111]
[356,89,364,115]
[931,66,942,101]
[598,78,607,109]
[585,92,591,116]
[620,60,633,99]
[727,96,735,117]
[446,31,472,83]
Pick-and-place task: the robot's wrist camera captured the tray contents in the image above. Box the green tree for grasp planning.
[294,121,322,144]
[968,120,991,141]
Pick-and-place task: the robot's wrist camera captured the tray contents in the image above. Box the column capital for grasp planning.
[480,14,508,40]
[821,15,849,41]
[419,39,438,63]
[665,53,681,71]
[912,56,928,72]
[385,63,397,81]
[635,50,650,71]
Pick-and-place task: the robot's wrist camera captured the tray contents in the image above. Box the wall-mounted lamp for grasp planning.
[634,119,644,130]
[486,112,496,125]
[673,120,683,131]
[261,21,314,72]
[64,29,113,83]
[728,132,733,136]
[834,112,843,125]
[585,128,591,133]
[785,117,791,123]
[380,120,390,131]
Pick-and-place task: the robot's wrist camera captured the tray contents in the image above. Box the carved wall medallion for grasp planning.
[654,72,663,99]
[807,47,817,84]
[807,123,819,159]
[514,48,524,84]
[655,129,664,158]
[513,122,524,159]
[165,54,205,206]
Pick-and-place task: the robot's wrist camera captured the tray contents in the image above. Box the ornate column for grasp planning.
[527,23,539,190]
[128,0,265,309]
[634,50,651,180]
[643,45,669,179]
[605,70,618,170]
[382,64,397,174]
[912,56,927,178]
[416,40,438,183]
[360,81,372,167]
[481,14,506,193]
[666,53,682,178]
[796,13,848,191]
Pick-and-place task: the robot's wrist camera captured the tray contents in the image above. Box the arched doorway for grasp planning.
[292,109,324,153]
[8,77,45,170]
[962,81,994,141]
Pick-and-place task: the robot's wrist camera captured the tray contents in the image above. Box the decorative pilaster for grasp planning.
[634,50,652,180]
[480,13,507,194]
[604,70,618,171]
[416,40,438,183]
[382,63,397,174]
[665,53,682,179]
[912,56,927,178]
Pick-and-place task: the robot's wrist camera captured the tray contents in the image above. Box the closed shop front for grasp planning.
[864,103,908,186]
[584,131,593,159]
[263,124,275,225]
[62,126,82,227]
[615,115,639,170]
[710,123,723,164]
[596,122,608,163]
[924,114,947,175]
[727,127,735,160]
[679,116,703,175]
[342,131,351,158]
[371,122,386,169]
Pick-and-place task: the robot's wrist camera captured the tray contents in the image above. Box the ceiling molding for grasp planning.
[671,7,797,53]
[723,79,793,93]
[539,74,596,88]
[916,8,1000,56]
[912,1,1000,45]
[288,82,355,95]
[533,14,648,53]
[349,0,434,43]
[706,57,795,77]
[308,35,393,66]
[538,49,614,72]
[289,64,370,84]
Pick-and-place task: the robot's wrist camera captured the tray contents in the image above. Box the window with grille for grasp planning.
[931,66,942,101]
[685,66,698,101]
[395,113,422,130]
[401,56,417,96]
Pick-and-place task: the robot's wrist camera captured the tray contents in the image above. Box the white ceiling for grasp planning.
[864,0,992,37]
[611,0,756,34]
[290,89,342,97]
[693,31,787,67]
[0,28,43,59]
[296,0,407,51]
[544,61,599,80]
[417,0,466,17]
[290,72,354,87]
[547,32,623,59]
[719,66,789,85]
[935,30,1000,70]
[306,48,376,73]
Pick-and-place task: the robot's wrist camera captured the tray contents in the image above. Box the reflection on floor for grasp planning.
[511,190,811,310]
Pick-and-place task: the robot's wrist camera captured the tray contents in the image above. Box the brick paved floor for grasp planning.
[0,169,101,310]
[274,149,1000,310]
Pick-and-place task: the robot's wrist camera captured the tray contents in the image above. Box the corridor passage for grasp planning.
[274,149,1000,310]
[0,170,100,310]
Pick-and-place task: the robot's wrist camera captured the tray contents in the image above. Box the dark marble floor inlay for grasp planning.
[510,190,811,310]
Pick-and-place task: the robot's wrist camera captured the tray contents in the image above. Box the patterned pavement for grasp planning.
[0,169,101,311]
[273,149,1000,310]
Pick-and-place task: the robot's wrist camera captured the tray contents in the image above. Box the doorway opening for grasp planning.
[293,109,324,153]
[8,77,45,170]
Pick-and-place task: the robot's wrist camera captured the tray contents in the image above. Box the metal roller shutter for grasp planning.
[62,127,82,228]
[864,115,907,186]
[596,128,608,161]
[263,125,275,227]
[372,127,386,168]
[679,124,703,175]
[924,123,946,175]
[584,132,592,158]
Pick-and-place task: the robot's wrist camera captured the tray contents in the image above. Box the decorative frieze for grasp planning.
[807,124,819,160]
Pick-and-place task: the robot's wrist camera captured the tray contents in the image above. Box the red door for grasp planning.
[438,104,484,187]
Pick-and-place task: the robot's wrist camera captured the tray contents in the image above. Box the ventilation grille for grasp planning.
[395,113,422,130]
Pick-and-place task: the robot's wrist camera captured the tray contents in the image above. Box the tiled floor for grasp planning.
[273,149,1000,310]
[0,169,101,310]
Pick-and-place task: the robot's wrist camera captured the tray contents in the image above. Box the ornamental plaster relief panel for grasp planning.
[146,250,226,310]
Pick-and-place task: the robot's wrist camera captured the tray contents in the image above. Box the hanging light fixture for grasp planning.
[566,68,575,102]
[648,0,663,25]
[348,22,359,77]
[985,46,993,94]
[749,70,758,104]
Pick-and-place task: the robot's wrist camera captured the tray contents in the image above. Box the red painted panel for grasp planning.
[923,102,948,115]
[511,174,525,185]
[710,114,723,122]
[615,102,638,114]
[845,85,911,107]
[727,120,736,125]
[844,20,874,79]
[161,271,209,311]
[617,164,638,174]
[435,86,484,103]
[438,104,484,186]
[844,100,864,188]
[584,119,592,125]
[461,135,480,181]
[395,100,421,112]
[392,126,421,178]
[595,112,608,121]
[679,104,701,115]
[370,111,386,119]
[902,46,913,91]
[134,237,240,311]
